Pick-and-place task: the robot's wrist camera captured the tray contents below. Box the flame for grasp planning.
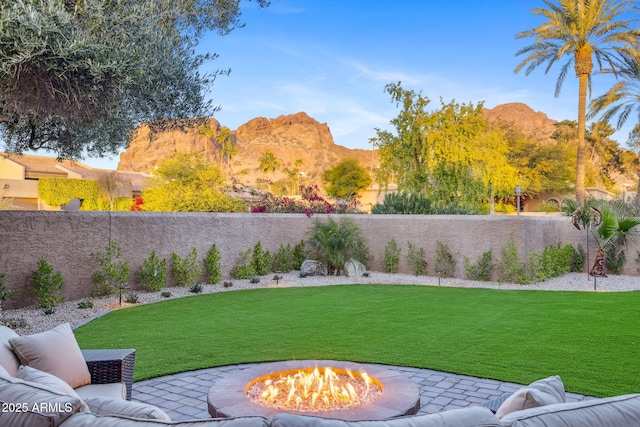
[247,366,380,412]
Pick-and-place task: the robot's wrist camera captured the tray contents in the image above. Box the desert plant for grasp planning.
[605,245,626,275]
[138,250,167,292]
[91,240,129,297]
[535,243,574,282]
[407,242,427,276]
[171,248,202,287]
[306,217,369,275]
[204,244,222,284]
[383,238,401,273]
[77,300,94,309]
[124,292,139,304]
[230,249,256,279]
[570,245,586,273]
[30,257,65,312]
[249,276,261,284]
[496,236,531,284]
[223,281,233,287]
[252,242,272,276]
[161,291,172,298]
[292,240,307,270]
[0,274,17,314]
[464,250,493,281]
[190,283,203,293]
[434,241,456,278]
[272,243,295,273]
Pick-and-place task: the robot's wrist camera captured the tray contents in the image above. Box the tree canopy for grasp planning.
[141,153,245,212]
[322,158,372,201]
[0,0,268,159]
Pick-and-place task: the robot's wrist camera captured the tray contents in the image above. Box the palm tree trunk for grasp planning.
[576,72,588,205]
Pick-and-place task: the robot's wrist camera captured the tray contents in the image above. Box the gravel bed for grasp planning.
[3,272,639,336]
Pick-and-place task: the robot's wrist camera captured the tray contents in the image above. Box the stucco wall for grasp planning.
[0,211,636,308]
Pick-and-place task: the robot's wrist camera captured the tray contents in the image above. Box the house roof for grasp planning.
[0,153,150,191]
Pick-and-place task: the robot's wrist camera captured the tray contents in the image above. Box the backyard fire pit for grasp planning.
[207,360,420,421]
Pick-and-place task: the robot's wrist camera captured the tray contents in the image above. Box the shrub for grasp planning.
[372,192,482,215]
[204,244,222,284]
[434,241,456,278]
[171,248,202,287]
[223,281,233,287]
[605,246,626,275]
[252,242,272,276]
[464,250,493,281]
[272,243,295,273]
[161,291,172,298]
[249,276,261,284]
[231,249,256,279]
[30,257,65,312]
[190,283,203,293]
[407,242,427,276]
[292,241,307,270]
[535,243,573,281]
[383,238,401,273]
[138,250,167,292]
[306,217,369,275]
[0,274,17,314]
[496,236,531,284]
[91,240,129,296]
[570,245,585,273]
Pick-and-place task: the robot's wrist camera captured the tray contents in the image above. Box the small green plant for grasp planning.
[605,245,626,275]
[43,306,56,315]
[292,240,307,270]
[249,276,261,284]
[362,272,370,277]
[570,244,586,273]
[252,242,272,276]
[464,250,493,281]
[223,281,233,287]
[138,250,167,292]
[30,257,65,312]
[230,248,256,279]
[124,292,139,304]
[306,217,369,275]
[171,248,202,287]
[161,291,172,298]
[272,243,296,273]
[77,300,94,309]
[204,244,222,284]
[434,241,456,278]
[91,240,129,297]
[407,242,427,276]
[299,272,307,278]
[0,274,18,314]
[496,236,532,284]
[383,238,401,273]
[190,283,203,293]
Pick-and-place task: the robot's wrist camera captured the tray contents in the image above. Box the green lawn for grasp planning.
[73,284,640,397]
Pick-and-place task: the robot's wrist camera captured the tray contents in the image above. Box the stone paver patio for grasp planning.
[132,362,588,421]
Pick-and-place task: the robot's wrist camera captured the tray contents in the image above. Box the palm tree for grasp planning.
[515,0,640,204]
[258,151,280,174]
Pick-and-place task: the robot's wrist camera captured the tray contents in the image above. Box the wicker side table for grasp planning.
[81,349,136,400]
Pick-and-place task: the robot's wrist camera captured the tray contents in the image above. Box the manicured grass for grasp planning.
[73,285,640,397]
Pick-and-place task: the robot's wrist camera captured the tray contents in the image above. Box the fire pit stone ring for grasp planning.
[207,360,420,421]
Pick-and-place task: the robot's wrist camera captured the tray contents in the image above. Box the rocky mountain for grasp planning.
[118,112,375,187]
[483,102,557,141]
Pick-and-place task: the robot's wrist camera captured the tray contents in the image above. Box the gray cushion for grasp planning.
[0,373,86,427]
[0,326,20,376]
[270,406,501,427]
[59,412,271,426]
[84,397,171,421]
[500,394,640,427]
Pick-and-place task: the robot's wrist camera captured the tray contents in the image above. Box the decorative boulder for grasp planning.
[344,258,366,277]
[300,260,327,277]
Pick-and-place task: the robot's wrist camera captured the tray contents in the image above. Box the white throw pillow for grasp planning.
[17,365,81,399]
[0,325,20,376]
[9,323,91,389]
[495,375,566,419]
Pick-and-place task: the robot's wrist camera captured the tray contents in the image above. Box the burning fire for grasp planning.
[246,366,382,412]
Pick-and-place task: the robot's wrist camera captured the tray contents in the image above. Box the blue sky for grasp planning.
[84,0,633,169]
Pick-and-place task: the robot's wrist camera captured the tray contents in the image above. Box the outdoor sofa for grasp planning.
[0,323,639,426]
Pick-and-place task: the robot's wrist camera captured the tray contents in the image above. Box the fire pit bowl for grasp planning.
[207,360,420,421]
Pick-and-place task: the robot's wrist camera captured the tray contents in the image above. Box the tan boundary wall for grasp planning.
[0,211,637,308]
